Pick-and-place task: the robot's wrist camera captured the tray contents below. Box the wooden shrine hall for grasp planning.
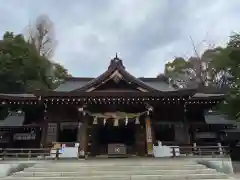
[0,56,228,157]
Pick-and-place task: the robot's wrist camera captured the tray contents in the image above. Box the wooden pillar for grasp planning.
[40,103,48,147]
[183,102,190,144]
[151,120,156,145]
[40,122,47,147]
[76,122,82,143]
[135,124,146,156]
[56,122,60,142]
[78,116,88,156]
[89,123,98,156]
[184,123,191,144]
[145,115,153,156]
[77,121,83,156]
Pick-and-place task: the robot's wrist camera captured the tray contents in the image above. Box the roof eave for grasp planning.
[35,89,196,98]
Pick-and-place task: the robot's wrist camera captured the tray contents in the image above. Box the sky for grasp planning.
[0,0,240,77]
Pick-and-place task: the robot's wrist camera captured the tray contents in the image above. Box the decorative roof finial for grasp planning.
[108,53,125,69]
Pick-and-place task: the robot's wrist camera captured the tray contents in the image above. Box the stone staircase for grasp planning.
[1,158,235,180]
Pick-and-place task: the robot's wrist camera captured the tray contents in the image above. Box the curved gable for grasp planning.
[73,56,158,92]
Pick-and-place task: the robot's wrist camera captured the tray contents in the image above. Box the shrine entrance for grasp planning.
[97,121,136,156]
[87,117,147,157]
[82,104,153,157]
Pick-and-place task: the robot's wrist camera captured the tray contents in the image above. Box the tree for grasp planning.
[24,14,70,88]
[163,33,240,120]
[51,62,71,89]
[0,32,53,93]
[213,33,240,120]
[0,31,71,120]
[164,47,224,89]
[25,15,57,59]
[164,57,190,88]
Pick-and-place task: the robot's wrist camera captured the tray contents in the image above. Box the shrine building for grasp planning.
[0,56,235,157]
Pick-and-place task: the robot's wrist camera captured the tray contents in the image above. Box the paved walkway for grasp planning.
[232,173,240,178]
[231,161,240,179]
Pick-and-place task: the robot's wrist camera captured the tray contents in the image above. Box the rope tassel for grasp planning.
[125,116,128,125]
[113,119,119,127]
[135,117,140,124]
[93,117,98,124]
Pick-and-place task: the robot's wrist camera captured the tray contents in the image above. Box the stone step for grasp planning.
[29,164,206,171]
[28,166,206,171]
[33,163,200,168]
[33,163,202,167]
[2,174,230,180]
[32,159,195,165]
[32,160,196,166]
[13,169,217,177]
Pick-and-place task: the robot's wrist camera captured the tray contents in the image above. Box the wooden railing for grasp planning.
[0,145,230,160]
[0,148,61,160]
[170,145,229,157]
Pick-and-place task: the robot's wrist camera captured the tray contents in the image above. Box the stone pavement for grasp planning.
[231,161,240,178]
[232,173,240,178]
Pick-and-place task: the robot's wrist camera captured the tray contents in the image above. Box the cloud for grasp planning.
[0,0,240,77]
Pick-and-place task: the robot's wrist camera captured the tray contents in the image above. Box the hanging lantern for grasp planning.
[103,118,106,125]
[135,116,140,124]
[125,116,128,125]
[93,117,98,125]
[113,119,119,127]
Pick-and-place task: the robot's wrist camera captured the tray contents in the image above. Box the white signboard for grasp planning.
[14,133,36,140]
[46,123,57,143]
[59,147,78,158]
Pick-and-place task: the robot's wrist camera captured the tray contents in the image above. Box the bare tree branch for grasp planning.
[24,14,57,59]
[189,36,201,59]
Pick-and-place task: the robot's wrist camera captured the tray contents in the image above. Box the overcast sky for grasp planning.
[0,0,240,77]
